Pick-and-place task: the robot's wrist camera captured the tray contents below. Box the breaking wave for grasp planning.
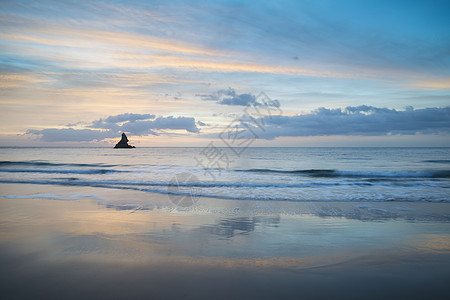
[238,168,450,179]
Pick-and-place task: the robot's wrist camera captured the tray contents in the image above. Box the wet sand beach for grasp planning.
[1,183,449,299]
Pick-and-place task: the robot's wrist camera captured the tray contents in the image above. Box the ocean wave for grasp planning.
[0,178,448,203]
[0,168,125,174]
[0,178,433,189]
[238,168,450,179]
[0,178,349,188]
[422,160,450,164]
[0,176,448,192]
[0,160,118,167]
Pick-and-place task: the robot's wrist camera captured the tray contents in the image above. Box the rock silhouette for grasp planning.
[114,133,136,148]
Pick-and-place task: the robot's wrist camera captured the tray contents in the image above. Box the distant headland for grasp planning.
[114,133,135,148]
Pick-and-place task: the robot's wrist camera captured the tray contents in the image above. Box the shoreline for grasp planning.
[1,182,449,222]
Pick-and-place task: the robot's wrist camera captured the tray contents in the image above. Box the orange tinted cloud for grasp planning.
[414,79,450,90]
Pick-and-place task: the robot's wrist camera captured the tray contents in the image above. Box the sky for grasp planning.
[1,0,449,147]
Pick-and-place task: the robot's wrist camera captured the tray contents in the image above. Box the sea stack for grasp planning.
[114,132,136,149]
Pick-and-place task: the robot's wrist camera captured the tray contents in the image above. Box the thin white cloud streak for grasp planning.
[2,0,450,86]
[2,7,449,88]
[1,14,429,82]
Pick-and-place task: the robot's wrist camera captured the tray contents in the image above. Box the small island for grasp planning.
[114,132,136,148]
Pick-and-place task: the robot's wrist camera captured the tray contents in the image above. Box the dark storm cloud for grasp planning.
[248,106,450,140]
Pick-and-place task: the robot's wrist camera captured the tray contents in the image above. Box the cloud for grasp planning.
[199,88,283,108]
[2,0,450,94]
[103,113,156,123]
[90,113,156,130]
[122,116,199,135]
[218,93,256,106]
[91,114,199,135]
[27,113,200,142]
[199,88,265,106]
[26,128,116,142]
[197,87,236,101]
[244,106,450,140]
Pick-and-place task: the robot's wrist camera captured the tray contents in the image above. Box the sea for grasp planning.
[0,147,449,204]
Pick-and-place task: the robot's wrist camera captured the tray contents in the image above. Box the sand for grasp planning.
[1,183,450,299]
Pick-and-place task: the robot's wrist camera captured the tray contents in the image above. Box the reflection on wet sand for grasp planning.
[198,216,280,239]
[1,191,450,299]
